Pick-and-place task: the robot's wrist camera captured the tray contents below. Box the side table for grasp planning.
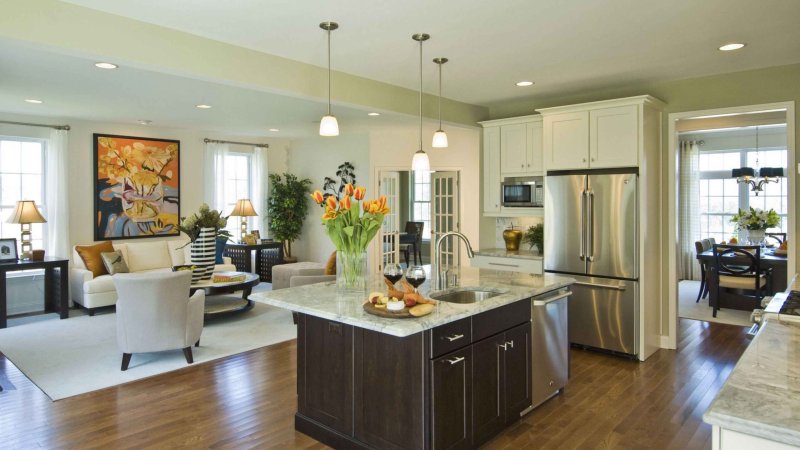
[0,257,69,329]
[223,242,284,282]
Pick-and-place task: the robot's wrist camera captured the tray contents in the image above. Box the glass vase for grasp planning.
[337,250,367,292]
[748,229,765,246]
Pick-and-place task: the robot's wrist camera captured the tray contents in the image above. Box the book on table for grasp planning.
[213,273,247,283]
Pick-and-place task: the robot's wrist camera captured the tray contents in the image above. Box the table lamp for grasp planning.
[7,200,47,260]
[229,199,258,243]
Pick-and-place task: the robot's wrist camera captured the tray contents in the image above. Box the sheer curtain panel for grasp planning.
[679,140,701,280]
[46,129,69,258]
[251,146,267,235]
[203,142,230,212]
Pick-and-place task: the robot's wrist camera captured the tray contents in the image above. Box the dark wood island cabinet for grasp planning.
[295,299,532,450]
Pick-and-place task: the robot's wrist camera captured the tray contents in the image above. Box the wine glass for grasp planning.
[383,263,403,287]
[405,266,426,294]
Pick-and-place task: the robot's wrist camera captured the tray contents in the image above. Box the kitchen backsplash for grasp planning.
[494,217,543,249]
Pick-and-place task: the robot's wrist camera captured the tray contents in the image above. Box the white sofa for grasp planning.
[71,237,235,315]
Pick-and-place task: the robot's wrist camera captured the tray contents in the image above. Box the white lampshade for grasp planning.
[411,150,430,172]
[319,115,340,136]
[432,130,449,148]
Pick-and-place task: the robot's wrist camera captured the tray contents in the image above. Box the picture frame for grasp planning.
[0,238,19,262]
[251,230,260,240]
[93,133,181,241]
[243,234,257,245]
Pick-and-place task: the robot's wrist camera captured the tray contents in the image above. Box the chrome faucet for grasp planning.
[434,231,475,290]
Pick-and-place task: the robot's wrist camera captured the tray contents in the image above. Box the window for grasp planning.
[698,147,788,243]
[0,137,46,250]
[222,153,252,237]
[411,170,431,240]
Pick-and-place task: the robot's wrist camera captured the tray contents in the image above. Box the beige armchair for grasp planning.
[113,271,205,371]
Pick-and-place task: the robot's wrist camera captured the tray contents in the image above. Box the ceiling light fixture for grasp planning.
[137,120,152,125]
[319,21,340,137]
[516,81,534,87]
[731,125,783,195]
[368,112,381,116]
[269,128,280,132]
[411,33,431,173]
[195,104,212,109]
[24,99,43,104]
[432,57,449,148]
[719,43,746,51]
[95,62,118,69]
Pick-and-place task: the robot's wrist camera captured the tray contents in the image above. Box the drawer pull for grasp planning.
[445,356,465,365]
[444,334,464,342]
[488,262,520,268]
[499,343,507,350]
[506,340,514,349]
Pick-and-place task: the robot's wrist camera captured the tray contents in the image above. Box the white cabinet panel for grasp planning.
[472,255,543,274]
[500,123,527,175]
[544,111,589,170]
[590,105,639,168]
[526,121,544,174]
[483,127,501,214]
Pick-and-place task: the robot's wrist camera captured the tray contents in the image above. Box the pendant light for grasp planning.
[319,22,339,137]
[731,125,784,196]
[431,57,449,148]
[411,33,430,172]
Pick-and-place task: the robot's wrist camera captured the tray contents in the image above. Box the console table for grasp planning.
[223,242,284,282]
[0,257,69,329]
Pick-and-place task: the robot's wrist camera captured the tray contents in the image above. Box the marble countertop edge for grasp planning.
[703,409,800,447]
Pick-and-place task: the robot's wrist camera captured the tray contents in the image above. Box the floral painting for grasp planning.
[93,134,180,240]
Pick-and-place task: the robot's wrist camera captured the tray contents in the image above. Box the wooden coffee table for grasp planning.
[190,272,260,318]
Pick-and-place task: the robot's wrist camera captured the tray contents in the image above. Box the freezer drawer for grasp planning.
[568,276,638,356]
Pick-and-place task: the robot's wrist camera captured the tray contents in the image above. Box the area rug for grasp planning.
[0,302,296,401]
[678,280,752,327]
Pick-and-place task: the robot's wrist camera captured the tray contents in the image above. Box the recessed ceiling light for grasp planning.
[137,120,152,125]
[269,128,279,132]
[719,43,746,51]
[368,112,381,116]
[515,81,534,87]
[95,62,118,69]
[195,104,212,109]
[24,99,43,104]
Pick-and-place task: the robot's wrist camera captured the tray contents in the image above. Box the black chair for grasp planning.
[765,232,787,247]
[399,221,424,266]
[694,238,713,302]
[711,244,772,318]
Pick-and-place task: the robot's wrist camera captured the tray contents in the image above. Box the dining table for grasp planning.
[697,248,787,311]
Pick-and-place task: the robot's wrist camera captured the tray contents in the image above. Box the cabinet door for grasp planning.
[525,121,544,174]
[503,323,532,422]
[482,127,501,214]
[471,333,506,447]
[431,347,472,450]
[589,105,639,168]
[500,123,527,175]
[543,111,589,170]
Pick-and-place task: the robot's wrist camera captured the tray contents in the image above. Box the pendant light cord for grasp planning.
[438,62,442,129]
[327,28,332,116]
[419,38,423,151]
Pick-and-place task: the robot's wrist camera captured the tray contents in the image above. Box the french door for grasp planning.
[431,171,460,268]
[378,171,401,272]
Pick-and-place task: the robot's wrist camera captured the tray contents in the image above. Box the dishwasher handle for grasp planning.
[532,290,572,306]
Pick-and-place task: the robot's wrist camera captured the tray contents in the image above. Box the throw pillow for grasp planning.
[215,237,228,264]
[75,241,115,277]
[324,251,337,276]
[100,251,129,275]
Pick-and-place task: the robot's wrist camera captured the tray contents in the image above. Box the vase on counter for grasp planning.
[337,250,367,292]
[503,224,522,251]
[190,227,216,282]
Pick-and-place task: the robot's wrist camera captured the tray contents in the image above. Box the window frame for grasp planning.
[409,170,432,241]
[0,135,48,251]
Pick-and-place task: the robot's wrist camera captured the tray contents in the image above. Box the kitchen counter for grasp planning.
[250,267,572,337]
[475,248,543,260]
[703,318,800,447]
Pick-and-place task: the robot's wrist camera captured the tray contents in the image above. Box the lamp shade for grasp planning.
[7,200,47,224]
[319,115,339,137]
[759,167,784,178]
[432,130,449,148]
[411,149,430,173]
[732,167,755,179]
[229,199,258,217]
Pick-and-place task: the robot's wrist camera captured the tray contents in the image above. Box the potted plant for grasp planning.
[267,173,312,261]
[730,207,780,245]
[522,223,544,254]
[178,203,231,281]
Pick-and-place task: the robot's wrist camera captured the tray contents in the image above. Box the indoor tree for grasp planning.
[267,173,312,260]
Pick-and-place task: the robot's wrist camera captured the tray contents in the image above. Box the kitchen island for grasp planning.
[250,268,573,449]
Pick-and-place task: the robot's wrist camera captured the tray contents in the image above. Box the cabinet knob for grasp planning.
[521,163,524,168]
[591,157,595,162]
[527,163,530,167]
[549,380,554,387]
[583,158,587,162]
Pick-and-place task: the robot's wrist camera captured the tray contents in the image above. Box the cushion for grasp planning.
[124,240,172,272]
[75,241,115,277]
[83,274,116,294]
[215,237,228,264]
[324,251,337,276]
[719,274,767,290]
[100,251,129,275]
[167,238,191,266]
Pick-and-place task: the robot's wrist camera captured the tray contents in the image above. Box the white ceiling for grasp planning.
[61,0,800,106]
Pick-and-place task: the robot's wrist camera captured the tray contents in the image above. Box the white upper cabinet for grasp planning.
[500,123,527,174]
[543,111,589,170]
[526,121,544,173]
[482,127,501,214]
[589,105,639,168]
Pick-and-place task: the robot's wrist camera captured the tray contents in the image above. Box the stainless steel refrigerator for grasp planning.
[544,169,638,357]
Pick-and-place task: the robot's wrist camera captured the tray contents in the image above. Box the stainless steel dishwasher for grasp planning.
[521,287,571,415]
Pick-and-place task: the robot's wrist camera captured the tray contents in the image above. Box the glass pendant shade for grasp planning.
[411,150,430,172]
[432,130,448,148]
[319,115,339,136]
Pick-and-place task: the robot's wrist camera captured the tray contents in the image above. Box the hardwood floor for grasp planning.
[0,319,749,449]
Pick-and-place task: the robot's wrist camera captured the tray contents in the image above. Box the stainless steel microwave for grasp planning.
[502,176,544,207]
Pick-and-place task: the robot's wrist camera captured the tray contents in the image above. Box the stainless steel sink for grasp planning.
[430,288,504,304]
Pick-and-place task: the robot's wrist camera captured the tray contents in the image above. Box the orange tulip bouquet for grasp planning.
[311,183,390,290]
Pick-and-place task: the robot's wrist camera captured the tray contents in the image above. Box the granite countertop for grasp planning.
[474,248,543,260]
[703,318,800,446]
[250,267,573,337]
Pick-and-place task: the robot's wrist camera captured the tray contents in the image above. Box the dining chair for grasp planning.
[399,221,424,266]
[765,232,787,247]
[693,239,713,302]
[710,244,772,318]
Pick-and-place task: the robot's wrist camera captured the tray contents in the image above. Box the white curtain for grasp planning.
[678,140,701,280]
[251,146,268,235]
[46,129,69,258]
[203,142,230,212]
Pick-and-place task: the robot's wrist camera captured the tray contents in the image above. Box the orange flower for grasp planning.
[340,195,352,210]
[322,207,337,221]
[354,186,366,201]
[310,190,324,204]
[375,195,389,214]
[344,183,354,196]
[362,199,372,212]
[325,195,337,211]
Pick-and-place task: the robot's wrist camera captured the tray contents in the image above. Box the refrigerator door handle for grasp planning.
[579,190,586,261]
[587,189,595,262]
[574,281,626,291]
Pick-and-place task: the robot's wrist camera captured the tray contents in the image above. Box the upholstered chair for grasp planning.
[113,271,205,371]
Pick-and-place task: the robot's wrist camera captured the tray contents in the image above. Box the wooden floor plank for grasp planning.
[0,319,749,449]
